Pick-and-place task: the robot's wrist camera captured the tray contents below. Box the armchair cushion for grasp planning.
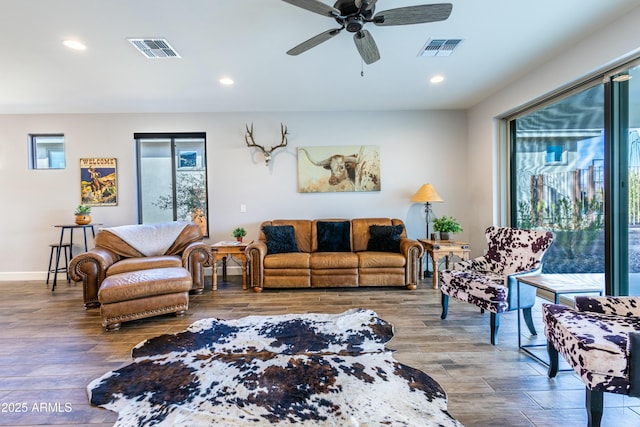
[262,225,299,255]
[575,296,640,318]
[453,256,492,273]
[106,255,182,276]
[98,221,190,257]
[441,270,508,314]
[484,226,554,275]
[366,224,403,253]
[316,221,351,252]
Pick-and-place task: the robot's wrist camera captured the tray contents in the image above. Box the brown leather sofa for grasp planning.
[246,218,423,291]
[69,221,212,309]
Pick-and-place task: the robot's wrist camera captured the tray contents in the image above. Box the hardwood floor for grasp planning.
[1,275,639,427]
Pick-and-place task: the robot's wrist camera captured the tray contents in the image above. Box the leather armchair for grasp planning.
[70,222,212,309]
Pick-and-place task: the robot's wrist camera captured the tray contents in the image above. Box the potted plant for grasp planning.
[232,227,247,242]
[74,204,92,225]
[432,215,463,240]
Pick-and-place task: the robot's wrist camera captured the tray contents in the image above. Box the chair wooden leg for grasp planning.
[522,307,537,336]
[490,312,499,345]
[547,341,559,378]
[586,389,603,427]
[440,293,449,320]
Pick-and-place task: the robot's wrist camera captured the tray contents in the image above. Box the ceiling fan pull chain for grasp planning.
[361,59,364,77]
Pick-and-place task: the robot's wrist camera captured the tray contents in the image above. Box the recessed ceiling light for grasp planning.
[62,39,86,51]
[219,77,234,86]
[430,75,445,84]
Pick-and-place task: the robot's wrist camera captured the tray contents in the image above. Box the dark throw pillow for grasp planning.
[366,224,403,253]
[262,225,299,255]
[317,221,351,252]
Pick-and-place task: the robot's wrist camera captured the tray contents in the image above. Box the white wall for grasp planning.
[0,110,467,280]
[466,5,640,253]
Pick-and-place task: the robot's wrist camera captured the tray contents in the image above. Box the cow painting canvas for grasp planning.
[297,145,381,193]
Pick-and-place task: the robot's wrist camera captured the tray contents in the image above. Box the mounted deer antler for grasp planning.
[245,123,289,166]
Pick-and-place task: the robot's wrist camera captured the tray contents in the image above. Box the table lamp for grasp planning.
[411,183,444,239]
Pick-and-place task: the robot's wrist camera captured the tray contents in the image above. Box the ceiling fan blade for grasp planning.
[373,3,452,26]
[287,28,342,56]
[353,30,380,65]
[281,0,340,17]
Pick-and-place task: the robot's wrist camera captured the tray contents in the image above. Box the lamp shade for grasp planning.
[410,184,444,203]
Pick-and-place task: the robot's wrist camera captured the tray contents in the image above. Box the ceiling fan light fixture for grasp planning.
[345,16,364,32]
[430,74,445,84]
[219,77,234,86]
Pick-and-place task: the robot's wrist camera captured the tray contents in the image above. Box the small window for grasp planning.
[545,144,565,164]
[29,134,65,169]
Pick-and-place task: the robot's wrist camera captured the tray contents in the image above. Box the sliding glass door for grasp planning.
[614,63,640,296]
[509,59,640,296]
[511,85,605,277]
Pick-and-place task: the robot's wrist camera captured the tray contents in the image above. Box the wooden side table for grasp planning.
[209,241,251,290]
[418,239,470,289]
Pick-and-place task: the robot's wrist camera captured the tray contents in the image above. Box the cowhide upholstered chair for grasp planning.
[543,296,640,427]
[439,226,554,345]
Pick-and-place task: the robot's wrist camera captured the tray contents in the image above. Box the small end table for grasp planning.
[516,273,604,367]
[418,239,470,289]
[209,241,251,290]
[51,223,101,291]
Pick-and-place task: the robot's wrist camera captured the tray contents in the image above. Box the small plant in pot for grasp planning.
[232,227,246,242]
[74,204,92,225]
[432,216,462,240]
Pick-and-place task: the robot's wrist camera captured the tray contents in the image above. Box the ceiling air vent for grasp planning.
[127,38,181,59]
[418,38,463,57]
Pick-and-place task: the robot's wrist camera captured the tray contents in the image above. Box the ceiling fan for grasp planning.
[282,0,453,64]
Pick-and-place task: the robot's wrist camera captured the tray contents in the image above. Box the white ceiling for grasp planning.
[1,0,638,114]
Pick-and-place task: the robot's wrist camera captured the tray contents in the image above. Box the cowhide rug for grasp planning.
[88,308,463,426]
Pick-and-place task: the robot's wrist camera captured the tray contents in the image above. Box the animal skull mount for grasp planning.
[244,123,289,166]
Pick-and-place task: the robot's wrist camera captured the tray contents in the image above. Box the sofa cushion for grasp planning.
[264,252,310,269]
[358,251,406,268]
[366,225,403,253]
[310,252,359,269]
[106,255,182,276]
[262,225,299,255]
[316,221,351,252]
[270,220,313,253]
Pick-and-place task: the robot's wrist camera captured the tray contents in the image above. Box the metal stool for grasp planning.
[47,243,71,286]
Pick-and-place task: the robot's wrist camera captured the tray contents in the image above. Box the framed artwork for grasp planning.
[297,145,381,193]
[80,157,117,206]
[178,150,198,169]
